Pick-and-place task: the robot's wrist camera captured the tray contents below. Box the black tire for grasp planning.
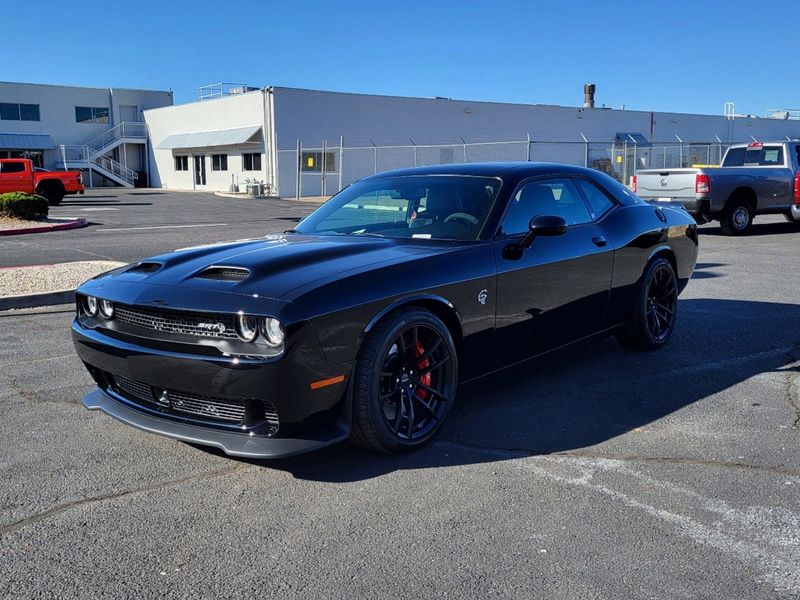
[784,213,800,226]
[719,199,753,235]
[37,186,64,206]
[350,307,458,454]
[616,257,679,351]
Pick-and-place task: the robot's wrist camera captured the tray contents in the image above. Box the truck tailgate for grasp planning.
[636,168,700,200]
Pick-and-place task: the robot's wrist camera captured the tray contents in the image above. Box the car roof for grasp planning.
[363,161,593,180]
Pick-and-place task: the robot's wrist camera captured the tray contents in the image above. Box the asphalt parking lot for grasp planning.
[0,189,320,267]
[1,190,799,598]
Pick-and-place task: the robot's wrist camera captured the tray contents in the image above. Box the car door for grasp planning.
[0,160,29,193]
[493,176,614,366]
[755,145,793,209]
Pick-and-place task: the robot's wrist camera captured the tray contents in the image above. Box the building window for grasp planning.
[0,103,40,121]
[212,154,228,171]
[174,155,188,171]
[75,106,110,124]
[243,153,262,171]
[300,151,335,172]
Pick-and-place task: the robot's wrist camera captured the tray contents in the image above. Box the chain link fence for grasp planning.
[277,136,735,199]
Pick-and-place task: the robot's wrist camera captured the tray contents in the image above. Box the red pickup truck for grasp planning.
[0,158,84,205]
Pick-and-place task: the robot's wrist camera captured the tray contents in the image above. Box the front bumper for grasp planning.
[83,388,348,458]
[73,318,352,458]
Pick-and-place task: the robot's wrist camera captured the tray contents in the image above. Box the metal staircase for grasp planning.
[58,122,147,187]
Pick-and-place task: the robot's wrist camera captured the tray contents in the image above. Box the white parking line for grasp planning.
[97,223,229,232]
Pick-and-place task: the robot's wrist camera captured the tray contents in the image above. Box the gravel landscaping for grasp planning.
[0,261,126,297]
[0,216,86,232]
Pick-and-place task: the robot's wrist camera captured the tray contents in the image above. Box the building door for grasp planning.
[194,155,206,187]
[120,104,139,123]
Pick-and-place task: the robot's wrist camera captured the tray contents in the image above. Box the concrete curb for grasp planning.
[0,218,88,237]
[0,289,74,311]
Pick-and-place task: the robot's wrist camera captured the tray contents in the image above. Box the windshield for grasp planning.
[295,175,502,241]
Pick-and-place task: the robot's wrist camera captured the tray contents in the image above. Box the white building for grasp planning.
[145,85,800,197]
[0,81,172,187]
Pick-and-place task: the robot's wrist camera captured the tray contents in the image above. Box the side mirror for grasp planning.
[519,214,567,249]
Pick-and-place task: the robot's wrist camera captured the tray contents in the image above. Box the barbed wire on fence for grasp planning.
[276,135,737,198]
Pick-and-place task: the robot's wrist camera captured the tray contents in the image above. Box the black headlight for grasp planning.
[99,299,114,319]
[85,296,98,316]
[235,314,259,342]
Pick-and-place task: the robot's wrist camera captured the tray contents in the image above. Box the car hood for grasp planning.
[100,234,452,300]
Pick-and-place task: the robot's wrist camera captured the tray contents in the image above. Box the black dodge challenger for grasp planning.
[73,163,698,457]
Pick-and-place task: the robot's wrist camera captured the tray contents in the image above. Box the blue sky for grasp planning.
[5,0,798,116]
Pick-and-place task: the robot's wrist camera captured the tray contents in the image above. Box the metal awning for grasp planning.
[157,125,263,150]
[0,132,56,150]
[614,132,651,147]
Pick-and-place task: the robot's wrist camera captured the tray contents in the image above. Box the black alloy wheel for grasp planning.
[644,262,678,342]
[616,257,679,351]
[351,308,458,453]
[378,323,453,441]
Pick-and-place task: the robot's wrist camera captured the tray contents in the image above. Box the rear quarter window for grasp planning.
[575,179,616,220]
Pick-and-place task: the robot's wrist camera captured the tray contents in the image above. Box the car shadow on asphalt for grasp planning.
[691,262,726,279]
[202,298,800,481]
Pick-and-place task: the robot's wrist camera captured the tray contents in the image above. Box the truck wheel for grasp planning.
[719,201,753,236]
[38,187,64,206]
[784,214,800,226]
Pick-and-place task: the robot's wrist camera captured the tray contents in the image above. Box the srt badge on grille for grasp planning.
[198,322,226,334]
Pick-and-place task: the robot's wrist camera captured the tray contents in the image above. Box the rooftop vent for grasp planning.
[197,83,259,101]
[583,83,596,108]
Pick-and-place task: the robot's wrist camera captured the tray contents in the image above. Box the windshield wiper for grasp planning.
[348,231,384,238]
[283,228,298,234]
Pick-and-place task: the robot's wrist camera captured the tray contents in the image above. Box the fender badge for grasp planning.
[477,289,488,305]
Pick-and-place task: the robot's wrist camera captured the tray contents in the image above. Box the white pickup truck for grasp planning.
[634,141,800,235]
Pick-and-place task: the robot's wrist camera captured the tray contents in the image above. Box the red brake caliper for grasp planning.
[415,341,431,399]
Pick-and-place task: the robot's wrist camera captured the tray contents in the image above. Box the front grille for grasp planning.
[166,390,246,422]
[115,375,153,404]
[114,304,239,339]
[108,373,279,431]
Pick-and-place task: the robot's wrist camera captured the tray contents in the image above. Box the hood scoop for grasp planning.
[126,262,163,274]
[195,266,250,281]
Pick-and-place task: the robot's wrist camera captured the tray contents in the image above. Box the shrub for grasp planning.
[0,192,49,220]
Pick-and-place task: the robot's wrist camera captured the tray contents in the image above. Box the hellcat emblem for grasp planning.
[477,289,488,305]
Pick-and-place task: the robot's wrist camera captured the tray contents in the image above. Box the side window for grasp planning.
[723,147,745,167]
[759,147,783,166]
[1,161,26,173]
[502,178,591,235]
[575,179,615,220]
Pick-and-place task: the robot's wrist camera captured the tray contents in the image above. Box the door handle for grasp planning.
[592,236,607,247]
